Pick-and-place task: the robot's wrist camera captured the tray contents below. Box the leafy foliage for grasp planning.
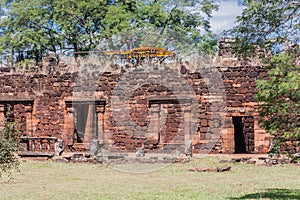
[256,52,300,141]
[229,0,300,150]
[0,0,218,64]
[229,0,300,56]
[0,119,20,179]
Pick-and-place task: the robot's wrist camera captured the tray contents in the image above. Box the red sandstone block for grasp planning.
[200,119,208,127]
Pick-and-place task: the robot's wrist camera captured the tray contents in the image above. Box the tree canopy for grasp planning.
[230,0,300,146]
[230,0,300,55]
[0,0,218,64]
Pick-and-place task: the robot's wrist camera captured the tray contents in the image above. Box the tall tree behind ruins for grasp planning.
[0,0,218,65]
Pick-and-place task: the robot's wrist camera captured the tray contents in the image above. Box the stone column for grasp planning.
[25,105,33,136]
[0,104,5,130]
[159,104,165,145]
[253,114,268,153]
[183,105,191,143]
[183,104,193,156]
[96,105,105,144]
[221,116,235,153]
[64,106,74,146]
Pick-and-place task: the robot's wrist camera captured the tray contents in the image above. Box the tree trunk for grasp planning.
[73,42,79,59]
[10,48,14,68]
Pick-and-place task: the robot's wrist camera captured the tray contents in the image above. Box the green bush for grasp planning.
[0,120,20,179]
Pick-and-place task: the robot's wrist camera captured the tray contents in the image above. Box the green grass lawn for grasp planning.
[0,156,299,200]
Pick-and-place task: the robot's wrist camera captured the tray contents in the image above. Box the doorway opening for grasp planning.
[73,103,97,143]
[233,116,254,153]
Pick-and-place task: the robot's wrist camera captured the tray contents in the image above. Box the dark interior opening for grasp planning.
[73,102,98,143]
[73,104,89,143]
[233,116,246,153]
[233,116,255,154]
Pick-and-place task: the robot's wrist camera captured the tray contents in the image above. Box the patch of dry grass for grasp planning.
[0,156,300,200]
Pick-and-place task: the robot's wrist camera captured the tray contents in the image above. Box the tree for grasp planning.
[100,0,219,56]
[0,0,60,63]
[53,0,113,55]
[229,0,300,150]
[0,119,20,179]
[230,0,300,56]
[256,52,300,142]
[0,0,218,64]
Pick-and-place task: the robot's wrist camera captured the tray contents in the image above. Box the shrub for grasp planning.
[0,120,20,179]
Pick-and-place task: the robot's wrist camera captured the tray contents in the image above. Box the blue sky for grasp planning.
[210,0,244,34]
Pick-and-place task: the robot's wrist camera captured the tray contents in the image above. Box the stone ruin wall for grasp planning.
[0,38,282,154]
[0,61,272,154]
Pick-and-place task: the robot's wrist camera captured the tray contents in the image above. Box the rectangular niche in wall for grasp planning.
[0,99,34,136]
[148,98,192,152]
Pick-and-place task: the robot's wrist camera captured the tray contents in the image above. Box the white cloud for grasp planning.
[210,0,244,33]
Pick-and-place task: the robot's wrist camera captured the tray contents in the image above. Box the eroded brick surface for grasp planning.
[0,41,276,154]
[0,63,272,154]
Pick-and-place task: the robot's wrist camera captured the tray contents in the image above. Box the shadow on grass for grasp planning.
[229,188,300,199]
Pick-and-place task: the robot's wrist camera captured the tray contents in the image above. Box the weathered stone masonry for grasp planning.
[0,61,271,154]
